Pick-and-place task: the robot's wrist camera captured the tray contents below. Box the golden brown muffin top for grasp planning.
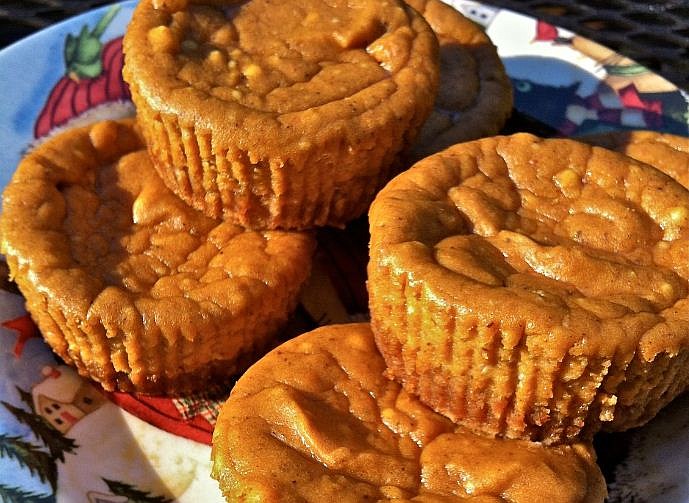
[212,323,606,502]
[405,0,513,158]
[0,120,315,342]
[581,130,689,189]
[369,133,689,365]
[124,0,438,152]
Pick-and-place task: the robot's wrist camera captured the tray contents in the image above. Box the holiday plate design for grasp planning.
[457,1,689,137]
[0,2,688,502]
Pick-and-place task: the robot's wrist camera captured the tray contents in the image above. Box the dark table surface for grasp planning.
[1,0,688,90]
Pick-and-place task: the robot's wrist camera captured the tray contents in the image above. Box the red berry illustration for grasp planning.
[34,6,131,139]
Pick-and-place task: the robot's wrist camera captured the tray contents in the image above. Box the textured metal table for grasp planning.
[2,0,688,89]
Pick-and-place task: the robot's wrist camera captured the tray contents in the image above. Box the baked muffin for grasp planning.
[368,133,689,443]
[211,323,606,502]
[123,0,439,230]
[0,119,315,394]
[405,0,513,159]
[581,130,689,189]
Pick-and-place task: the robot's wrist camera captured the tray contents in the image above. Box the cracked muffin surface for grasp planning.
[0,119,315,394]
[123,0,439,229]
[211,323,606,502]
[581,129,689,189]
[367,133,689,443]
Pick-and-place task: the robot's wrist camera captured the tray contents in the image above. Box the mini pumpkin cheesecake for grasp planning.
[123,0,439,229]
[211,323,606,502]
[368,133,689,443]
[0,119,315,394]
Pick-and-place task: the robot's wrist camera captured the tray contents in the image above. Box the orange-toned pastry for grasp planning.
[0,119,315,394]
[368,133,689,443]
[211,323,606,502]
[405,0,513,159]
[581,129,689,189]
[123,0,439,230]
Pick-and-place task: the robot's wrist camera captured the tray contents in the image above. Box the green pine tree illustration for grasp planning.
[2,398,77,461]
[0,483,54,503]
[15,386,35,413]
[0,435,56,491]
[103,479,173,503]
[0,386,78,496]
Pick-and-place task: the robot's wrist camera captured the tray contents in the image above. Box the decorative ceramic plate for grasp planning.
[0,2,687,502]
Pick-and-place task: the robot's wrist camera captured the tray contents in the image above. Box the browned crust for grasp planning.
[580,129,689,189]
[0,119,316,394]
[368,133,689,443]
[123,0,439,229]
[211,323,607,501]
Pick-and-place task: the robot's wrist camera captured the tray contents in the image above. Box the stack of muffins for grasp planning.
[204,3,686,502]
[0,0,514,396]
[0,0,443,394]
[211,135,688,501]
[3,0,688,501]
